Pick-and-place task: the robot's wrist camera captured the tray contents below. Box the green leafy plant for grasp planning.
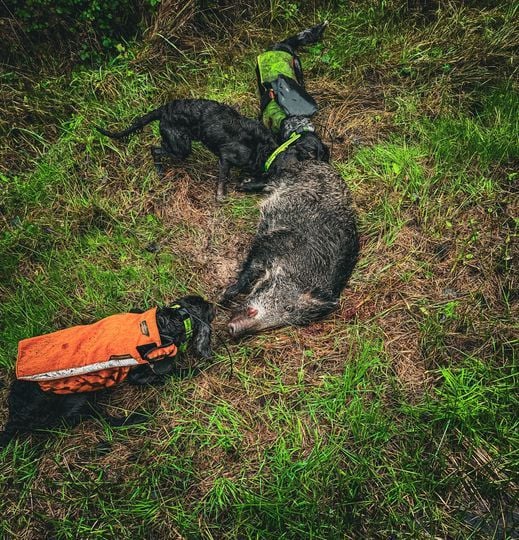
[3,0,157,61]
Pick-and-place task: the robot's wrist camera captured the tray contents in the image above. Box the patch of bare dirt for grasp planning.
[311,78,393,161]
[151,164,255,301]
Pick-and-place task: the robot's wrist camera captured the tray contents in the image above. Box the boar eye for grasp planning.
[285,305,294,312]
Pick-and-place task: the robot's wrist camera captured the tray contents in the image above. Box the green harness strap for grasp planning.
[171,304,193,353]
[264,131,302,172]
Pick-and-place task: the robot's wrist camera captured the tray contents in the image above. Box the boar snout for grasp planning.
[228,307,258,337]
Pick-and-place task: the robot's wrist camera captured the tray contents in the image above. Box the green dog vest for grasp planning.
[257,50,296,133]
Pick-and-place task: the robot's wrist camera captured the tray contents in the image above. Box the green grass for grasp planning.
[1,2,518,539]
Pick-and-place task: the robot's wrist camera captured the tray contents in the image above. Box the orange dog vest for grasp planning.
[16,307,178,394]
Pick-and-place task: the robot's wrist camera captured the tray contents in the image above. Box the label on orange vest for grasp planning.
[16,307,177,394]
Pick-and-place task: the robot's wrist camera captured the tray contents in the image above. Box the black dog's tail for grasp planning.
[96,107,163,140]
[276,21,329,52]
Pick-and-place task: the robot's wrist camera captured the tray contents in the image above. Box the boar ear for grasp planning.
[300,289,338,321]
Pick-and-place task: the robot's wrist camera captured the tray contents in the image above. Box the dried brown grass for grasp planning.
[152,166,253,299]
[311,78,393,161]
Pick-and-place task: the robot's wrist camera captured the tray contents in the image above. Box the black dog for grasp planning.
[97,99,278,201]
[0,295,214,448]
[239,22,330,193]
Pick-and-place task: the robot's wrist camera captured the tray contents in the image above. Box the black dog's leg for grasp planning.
[152,124,193,178]
[61,395,149,428]
[0,425,19,448]
[1,381,50,447]
[59,397,149,429]
[1,381,103,448]
[161,124,192,159]
[151,145,170,177]
[216,158,231,202]
[127,364,167,386]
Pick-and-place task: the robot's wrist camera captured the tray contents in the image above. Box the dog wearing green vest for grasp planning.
[240,22,330,192]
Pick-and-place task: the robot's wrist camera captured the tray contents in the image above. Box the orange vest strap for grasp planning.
[144,343,178,361]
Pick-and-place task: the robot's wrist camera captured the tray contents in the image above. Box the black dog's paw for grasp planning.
[237,178,267,193]
[94,440,112,456]
[215,192,227,203]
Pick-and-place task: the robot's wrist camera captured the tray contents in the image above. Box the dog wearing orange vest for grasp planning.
[1,295,214,448]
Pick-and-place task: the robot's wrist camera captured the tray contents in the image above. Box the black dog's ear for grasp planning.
[194,323,212,360]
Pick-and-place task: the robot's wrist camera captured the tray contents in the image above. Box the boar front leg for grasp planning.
[221,249,269,305]
[221,230,289,304]
[221,262,261,304]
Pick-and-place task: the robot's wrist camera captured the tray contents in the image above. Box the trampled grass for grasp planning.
[0,1,517,538]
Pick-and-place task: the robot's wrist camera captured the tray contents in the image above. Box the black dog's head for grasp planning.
[294,132,330,162]
[156,295,215,361]
[237,129,330,193]
[267,132,330,177]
